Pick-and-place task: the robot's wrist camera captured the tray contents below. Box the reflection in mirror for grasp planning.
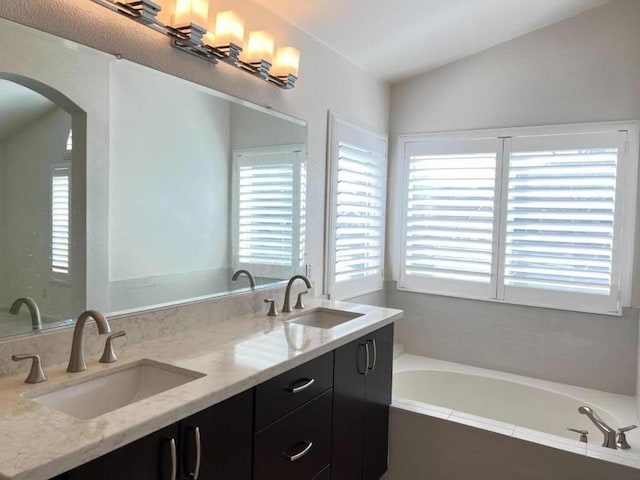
[0,79,83,336]
[0,16,306,340]
[106,61,306,314]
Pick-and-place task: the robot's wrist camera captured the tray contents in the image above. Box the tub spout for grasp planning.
[578,406,617,449]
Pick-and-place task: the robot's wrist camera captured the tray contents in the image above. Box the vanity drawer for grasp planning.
[255,352,333,431]
[254,389,332,480]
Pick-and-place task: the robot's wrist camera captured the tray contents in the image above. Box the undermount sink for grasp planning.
[25,359,205,420]
[287,308,364,329]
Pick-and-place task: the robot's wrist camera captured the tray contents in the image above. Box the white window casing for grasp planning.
[397,122,639,315]
[326,112,388,300]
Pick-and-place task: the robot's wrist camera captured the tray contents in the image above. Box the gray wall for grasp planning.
[388,0,640,395]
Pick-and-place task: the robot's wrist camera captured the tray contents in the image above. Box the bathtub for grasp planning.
[389,354,640,479]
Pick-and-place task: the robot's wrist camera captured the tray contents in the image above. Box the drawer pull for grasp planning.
[287,378,315,393]
[283,440,314,462]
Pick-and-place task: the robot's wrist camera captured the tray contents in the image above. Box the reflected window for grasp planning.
[232,145,305,280]
[50,130,72,282]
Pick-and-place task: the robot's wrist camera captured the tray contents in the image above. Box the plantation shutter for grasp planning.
[327,115,387,300]
[51,165,71,278]
[399,138,500,298]
[500,131,627,313]
[51,130,72,281]
[233,146,304,279]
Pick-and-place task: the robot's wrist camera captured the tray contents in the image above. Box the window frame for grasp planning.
[325,112,388,301]
[396,121,639,315]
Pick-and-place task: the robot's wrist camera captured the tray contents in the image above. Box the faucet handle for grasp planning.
[264,299,278,317]
[567,428,589,443]
[295,291,308,310]
[617,425,637,449]
[100,331,126,363]
[12,354,47,384]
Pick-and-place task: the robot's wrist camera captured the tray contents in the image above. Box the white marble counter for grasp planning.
[0,299,402,480]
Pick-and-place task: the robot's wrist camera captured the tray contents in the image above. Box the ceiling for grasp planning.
[252,0,613,83]
[0,81,56,141]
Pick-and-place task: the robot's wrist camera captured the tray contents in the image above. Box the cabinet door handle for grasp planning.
[187,426,201,479]
[287,377,315,393]
[357,343,370,375]
[367,339,377,372]
[165,437,177,480]
[283,440,313,462]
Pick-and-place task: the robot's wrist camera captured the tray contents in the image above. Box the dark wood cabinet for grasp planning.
[66,391,253,480]
[68,423,180,480]
[179,389,253,480]
[331,324,394,480]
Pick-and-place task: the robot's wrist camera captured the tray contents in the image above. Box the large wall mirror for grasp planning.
[0,18,307,338]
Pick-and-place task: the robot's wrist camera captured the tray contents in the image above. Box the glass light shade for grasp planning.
[215,10,245,47]
[173,0,208,29]
[272,47,300,77]
[245,31,274,64]
[204,31,215,47]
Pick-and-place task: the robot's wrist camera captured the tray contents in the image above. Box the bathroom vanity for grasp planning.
[56,324,393,480]
[0,301,400,480]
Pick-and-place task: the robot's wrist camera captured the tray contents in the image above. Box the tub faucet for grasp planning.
[9,297,42,330]
[67,310,111,372]
[578,406,617,449]
[232,269,256,289]
[282,275,312,313]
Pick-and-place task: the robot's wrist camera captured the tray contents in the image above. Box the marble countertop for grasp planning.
[0,299,402,480]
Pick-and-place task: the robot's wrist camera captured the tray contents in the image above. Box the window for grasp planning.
[50,129,72,282]
[398,124,637,315]
[232,145,305,279]
[326,113,388,300]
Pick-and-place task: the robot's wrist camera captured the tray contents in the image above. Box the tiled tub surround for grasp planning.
[389,355,640,479]
[387,284,640,395]
[0,293,402,480]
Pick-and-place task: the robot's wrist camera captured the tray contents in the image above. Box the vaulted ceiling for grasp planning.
[253,0,613,83]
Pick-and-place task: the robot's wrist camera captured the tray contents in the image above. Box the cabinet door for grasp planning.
[179,389,253,480]
[362,323,394,480]
[331,336,368,480]
[68,423,180,480]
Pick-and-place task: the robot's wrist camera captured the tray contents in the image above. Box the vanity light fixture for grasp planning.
[90,0,299,89]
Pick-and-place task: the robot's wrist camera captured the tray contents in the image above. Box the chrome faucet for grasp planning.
[67,310,111,372]
[579,406,617,449]
[282,275,312,313]
[232,269,256,289]
[9,297,42,330]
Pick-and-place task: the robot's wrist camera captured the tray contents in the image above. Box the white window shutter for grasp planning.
[232,145,305,279]
[500,131,627,313]
[51,165,71,280]
[399,138,500,299]
[326,114,388,300]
